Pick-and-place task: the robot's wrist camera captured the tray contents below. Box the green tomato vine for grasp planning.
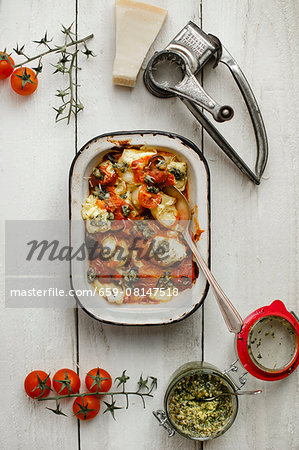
[7,23,95,124]
[37,371,158,420]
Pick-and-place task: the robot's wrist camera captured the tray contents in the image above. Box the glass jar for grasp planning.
[154,361,239,441]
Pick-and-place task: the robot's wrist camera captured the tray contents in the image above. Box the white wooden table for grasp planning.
[1,0,298,449]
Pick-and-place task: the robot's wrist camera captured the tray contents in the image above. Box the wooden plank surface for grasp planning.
[202,1,299,449]
[0,1,79,449]
[0,0,298,449]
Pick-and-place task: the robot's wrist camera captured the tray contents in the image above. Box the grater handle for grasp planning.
[182,98,265,184]
[219,45,268,181]
[168,66,234,122]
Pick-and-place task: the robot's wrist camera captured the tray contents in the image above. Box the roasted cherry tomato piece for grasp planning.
[85,368,112,393]
[146,167,169,184]
[163,172,176,186]
[113,208,125,220]
[0,52,14,79]
[131,159,146,184]
[24,370,51,399]
[107,191,126,208]
[104,151,122,164]
[171,260,198,289]
[131,156,156,184]
[53,368,81,395]
[138,185,162,209]
[99,164,118,186]
[10,67,38,96]
[147,155,166,168]
[73,395,100,421]
[142,156,175,186]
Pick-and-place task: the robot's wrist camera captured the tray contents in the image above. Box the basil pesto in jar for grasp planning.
[168,373,233,438]
[163,362,238,440]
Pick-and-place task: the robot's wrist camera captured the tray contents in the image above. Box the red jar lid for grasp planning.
[236,300,299,381]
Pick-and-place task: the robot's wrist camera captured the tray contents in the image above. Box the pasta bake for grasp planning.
[81,145,200,304]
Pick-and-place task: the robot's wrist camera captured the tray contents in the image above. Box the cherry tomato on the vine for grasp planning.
[24,370,51,399]
[10,67,38,96]
[85,368,112,393]
[73,395,100,421]
[0,52,14,79]
[53,368,81,395]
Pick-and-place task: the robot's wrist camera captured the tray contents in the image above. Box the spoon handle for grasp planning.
[231,390,262,396]
[203,389,262,401]
[185,232,243,334]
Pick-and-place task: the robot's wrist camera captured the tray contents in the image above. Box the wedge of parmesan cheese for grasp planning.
[113,0,167,87]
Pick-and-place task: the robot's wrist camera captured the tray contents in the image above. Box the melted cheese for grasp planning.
[81,196,111,233]
[113,0,167,87]
[81,195,108,220]
[118,148,157,166]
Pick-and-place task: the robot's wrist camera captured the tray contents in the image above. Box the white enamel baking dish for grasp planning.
[69,131,210,325]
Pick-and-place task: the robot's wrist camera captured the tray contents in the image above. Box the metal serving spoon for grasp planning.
[163,185,243,334]
[195,389,262,402]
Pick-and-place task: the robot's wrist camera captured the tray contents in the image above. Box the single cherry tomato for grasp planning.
[90,164,118,188]
[146,167,169,184]
[106,192,126,208]
[0,52,14,79]
[73,395,100,421]
[131,155,156,184]
[53,368,81,395]
[138,185,162,209]
[99,164,118,185]
[24,370,51,399]
[85,368,112,393]
[10,67,38,96]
